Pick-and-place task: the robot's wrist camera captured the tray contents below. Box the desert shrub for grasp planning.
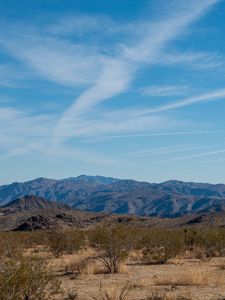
[48,230,85,257]
[184,228,225,259]
[201,229,225,257]
[140,229,185,264]
[87,226,135,273]
[0,232,27,260]
[0,231,54,257]
[183,228,200,250]
[139,227,225,263]
[0,255,60,300]
[142,246,168,264]
[90,281,132,300]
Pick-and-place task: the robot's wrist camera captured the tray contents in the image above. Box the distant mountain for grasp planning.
[1,175,225,217]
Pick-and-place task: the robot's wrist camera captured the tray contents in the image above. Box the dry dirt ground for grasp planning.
[45,250,225,300]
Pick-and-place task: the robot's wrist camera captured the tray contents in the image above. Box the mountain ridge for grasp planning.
[1,175,225,217]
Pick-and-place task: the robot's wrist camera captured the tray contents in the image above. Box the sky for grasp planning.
[1,0,225,184]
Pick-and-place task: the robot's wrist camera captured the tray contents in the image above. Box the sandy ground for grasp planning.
[46,251,225,300]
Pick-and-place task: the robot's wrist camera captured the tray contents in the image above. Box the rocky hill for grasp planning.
[1,195,71,214]
[1,195,225,231]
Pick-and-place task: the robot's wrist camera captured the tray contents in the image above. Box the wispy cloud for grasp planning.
[139,88,225,115]
[0,106,117,165]
[53,0,219,141]
[0,36,102,87]
[0,107,55,154]
[205,157,225,164]
[139,85,190,97]
[162,51,224,69]
[153,148,225,165]
[82,130,216,143]
[128,144,213,159]
[120,0,220,63]
[101,87,225,125]
[0,0,222,169]
[48,14,135,38]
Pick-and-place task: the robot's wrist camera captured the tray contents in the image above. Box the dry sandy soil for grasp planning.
[45,250,225,300]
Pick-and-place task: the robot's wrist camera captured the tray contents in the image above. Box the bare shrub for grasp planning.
[89,282,132,300]
[88,226,134,273]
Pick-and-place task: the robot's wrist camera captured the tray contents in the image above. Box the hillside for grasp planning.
[0,195,92,231]
[1,195,71,214]
[1,195,225,231]
[1,175,225,217]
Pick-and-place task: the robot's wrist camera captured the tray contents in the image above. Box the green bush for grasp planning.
[48,230,85,257]
[141,229,185,264]
[0,256,60,300]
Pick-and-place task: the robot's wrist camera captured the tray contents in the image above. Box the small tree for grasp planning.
[88,226,134,273]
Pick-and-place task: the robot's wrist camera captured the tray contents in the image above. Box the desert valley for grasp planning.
[1,176,225,299]
[1,0,225,298]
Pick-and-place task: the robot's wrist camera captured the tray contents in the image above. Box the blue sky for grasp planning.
[1,0,225,184]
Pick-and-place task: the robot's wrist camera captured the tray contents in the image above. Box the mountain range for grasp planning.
[1,175,225,218]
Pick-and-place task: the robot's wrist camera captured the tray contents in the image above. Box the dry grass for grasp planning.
[116,262,129,274]
[65,258,108,276]
[2,228,225,299]
[167,258,184,265]
[127,250,143,264]
[146,288,167,300]
[154,269,208,287]
[65,258,129,278]
[146,288,192,300]
[217,261,225,271]
[64,288,78,300]
[89,282,132,300]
